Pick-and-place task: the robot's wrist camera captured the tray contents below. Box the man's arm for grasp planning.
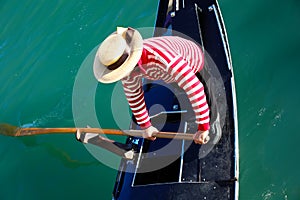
[122,75,152,129]
[167,56,210,143]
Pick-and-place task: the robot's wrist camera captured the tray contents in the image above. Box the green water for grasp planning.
[1,0,300,199]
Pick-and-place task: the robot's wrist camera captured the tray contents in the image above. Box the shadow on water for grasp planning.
[17,136,99,169]
[0,121,99,169]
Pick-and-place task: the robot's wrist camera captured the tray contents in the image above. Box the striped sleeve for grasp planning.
[167,56,210,131]
[121,76,152,129]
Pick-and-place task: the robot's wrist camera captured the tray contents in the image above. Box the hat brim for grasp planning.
[93,29,143,83]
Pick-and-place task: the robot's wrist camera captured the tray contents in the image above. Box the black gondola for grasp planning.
[112,0,239,199]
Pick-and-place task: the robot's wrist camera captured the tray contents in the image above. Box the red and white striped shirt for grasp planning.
[122,36,210,131]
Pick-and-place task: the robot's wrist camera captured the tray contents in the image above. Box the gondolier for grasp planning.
[93,27,210,144]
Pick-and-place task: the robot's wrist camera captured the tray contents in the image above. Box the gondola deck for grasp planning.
[112,0,239,199]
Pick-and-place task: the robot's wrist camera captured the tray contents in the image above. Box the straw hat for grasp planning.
[93,27,143,83]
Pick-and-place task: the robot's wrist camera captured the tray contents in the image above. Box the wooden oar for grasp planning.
[0,123,194,140]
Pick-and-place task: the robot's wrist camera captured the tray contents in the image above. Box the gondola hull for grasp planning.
[112,0,238,199]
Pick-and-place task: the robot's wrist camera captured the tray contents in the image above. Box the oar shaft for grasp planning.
[16,128,77,136]
[15,128,124,136]
[15,127,194,140]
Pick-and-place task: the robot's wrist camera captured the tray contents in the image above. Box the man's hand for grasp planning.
[143,126,158,141]
[76,127,98,144]
[193,130,210,144]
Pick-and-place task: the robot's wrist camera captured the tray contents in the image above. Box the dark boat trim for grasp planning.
[208,2,239,198]
[210,2,239,198]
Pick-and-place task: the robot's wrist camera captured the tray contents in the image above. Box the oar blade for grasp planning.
[0,123,19,136]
